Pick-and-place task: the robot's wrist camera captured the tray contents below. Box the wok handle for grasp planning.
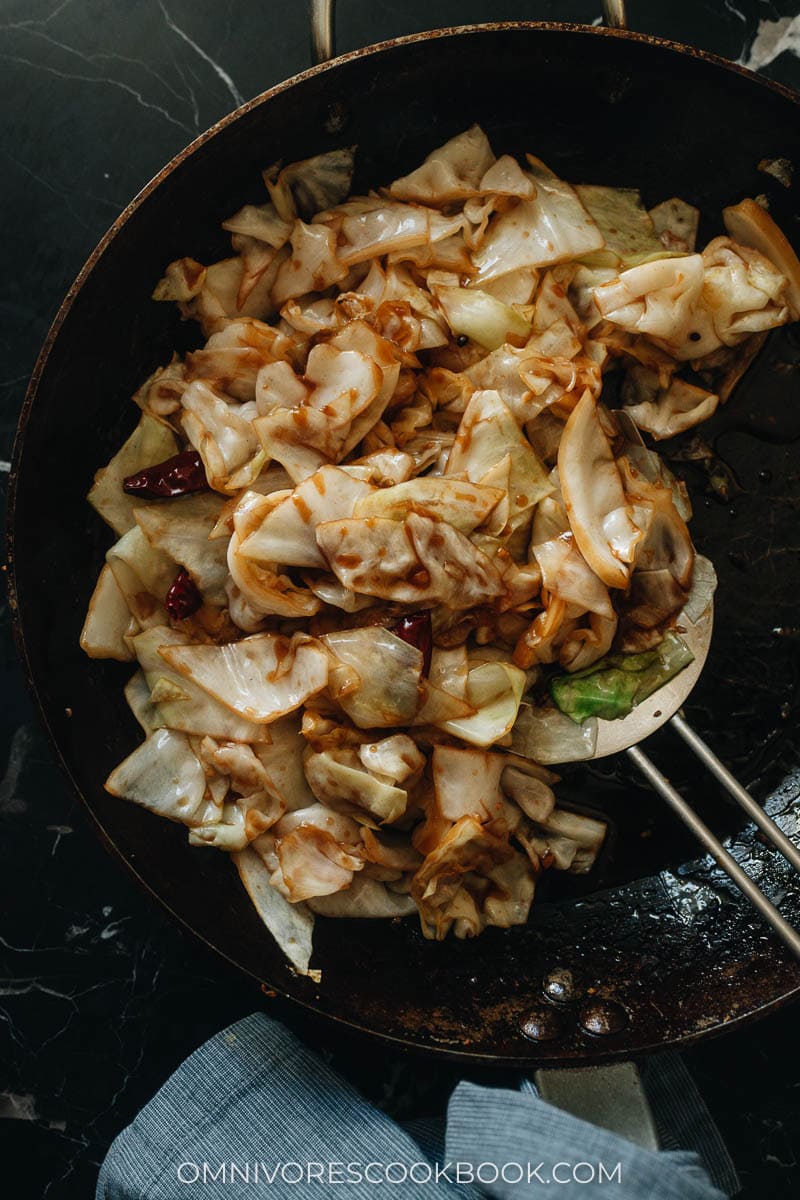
[534,1061,659,1150]
[310,1,629,66]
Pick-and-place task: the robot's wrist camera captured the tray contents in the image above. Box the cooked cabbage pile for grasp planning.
[81,126,800,976]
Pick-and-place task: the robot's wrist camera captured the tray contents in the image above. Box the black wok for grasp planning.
[7,11,800,1066]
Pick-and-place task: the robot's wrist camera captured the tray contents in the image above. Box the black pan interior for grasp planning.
[9,25,800,1064]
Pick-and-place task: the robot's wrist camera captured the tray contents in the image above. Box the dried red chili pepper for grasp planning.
[392,610,433,676]
[166,569,202,621]
[122,449,207,498]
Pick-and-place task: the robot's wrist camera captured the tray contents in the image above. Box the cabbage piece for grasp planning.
[133,358,188,418]
[80,564,137,661]
[184,254,284,332]
[532,496,614,619]
[133,493,229,607]
[501,763,556,824]
[88,412,179,536]
[106,525,175,629]
[592,254,706,350]
[389,124,496,204]
[464,344,532,418]
[268,146,355,221]
[185,318,294,402]
[228,531,322,619]
[520,806,607,873]
[343,448,416,485]
[239,465,375,569]
[621,462,694,589]
[254,716,314,812]
[323,627,423,729]
[133,627,268,743]
[593,241,791,362]
[181,380,261,493]
[353,476,503,534]
[316,512,504,608]
[323,196,465,266]
[701,236,790,343]
[105,728,208,823]
[433,286,531,350]
[432,745,507,822]
[273,825,363,901]
[225,490,324,620]
[254,337,394,479]
[473,157,603,281]
[551,631,694,723]
[125,670,159,733]
[511,703,597,764]
[411,815,514,940]
[438,660,526,748]
[574,185,665,266]
[152,256,207,302]
[255,359,309,415]
[622,372,718,439]
[558,392,643,590]
[304,748,407,824]
[161,632,328,723]
[480,266,539,305]
[271,221,347,306]
[650,197,699,253]
[682,554,717,625]
[275,802,362,843]
[618,437,692,522]
[446,389,552,553]
[233,845,316,975]
[222,202,292,249]
[358,735,425,785]
[254,408,331,483]
[308,875,417,918]
[723,198,800,318]
[560,612,618,673]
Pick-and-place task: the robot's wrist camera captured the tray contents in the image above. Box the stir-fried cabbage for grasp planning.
[83,125,800,974]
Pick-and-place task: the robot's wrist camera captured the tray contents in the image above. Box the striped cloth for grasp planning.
[96,1012,739,1199]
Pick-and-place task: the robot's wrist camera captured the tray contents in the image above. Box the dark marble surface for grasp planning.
[2,2,800,1197]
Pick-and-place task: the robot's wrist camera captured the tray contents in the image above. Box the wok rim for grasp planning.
[6,20,800,1065]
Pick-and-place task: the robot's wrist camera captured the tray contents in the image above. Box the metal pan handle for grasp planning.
[311,0,629,65]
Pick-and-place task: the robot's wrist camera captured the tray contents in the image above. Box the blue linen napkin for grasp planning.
[96,1012,738,1199]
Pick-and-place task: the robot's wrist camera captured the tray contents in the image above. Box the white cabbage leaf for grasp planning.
[353,476,503,533]
[622,371,719,439]
[134,493,229,607]
[389,124,496,204]
[80,564,137,661]
[317,512,504,608]
[511,703,597,764]
[133,627,268,743]
[558,392,643,590]
[308,875,417,918]
[433,285,531,350]
[650,197,699,253]
[446,389,552,554]
[161,632,329,722]
[105,728,209,824]
[88,412,178,536]
[304,748,408,824]
[574,185,665,266]
[473,156,603,281]
[323,627,423,728]
[438,660,526,747]
[106,525,175,629]
[181,380,261,493]
[233,844,316,975]
[239,465,375,569]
